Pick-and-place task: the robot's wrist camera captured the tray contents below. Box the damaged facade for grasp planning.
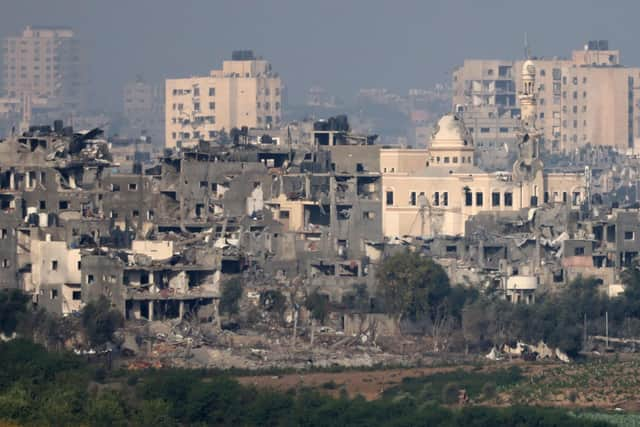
[2,60,640,340]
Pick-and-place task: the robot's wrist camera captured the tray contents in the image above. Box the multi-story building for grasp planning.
[122,77,165,146]
[165,50,282,149]
[453,41,640,158]
[1,26,84,111]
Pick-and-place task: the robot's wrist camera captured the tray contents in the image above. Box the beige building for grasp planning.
[385,62,586,238]
[453,41,640,155]
[165,50,282,149]
[2,26,84,110]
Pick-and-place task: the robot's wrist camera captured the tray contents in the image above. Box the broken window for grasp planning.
[476,192,483,207]
[128,183,138,191]
[504,192,513,207]
[72,291,81,300]
[492,192,500,207]
[51,260,58,271]
[87,274,94,284]
[385,191,394,206]
[50,289,58,300]
[147,210,155,220]
[111,183,120,192]
[132,210,140,217]
[0,229,6,239]
[363,211,376,220]
[572,192,580,205]
[77,261,81,271]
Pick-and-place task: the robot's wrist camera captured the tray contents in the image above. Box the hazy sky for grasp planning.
[2,0,639,110]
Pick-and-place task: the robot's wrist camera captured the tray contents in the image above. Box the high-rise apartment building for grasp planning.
[453,41,640,158]
[165,50,282,149]
[123,77,165,146]
[2,26,84,110]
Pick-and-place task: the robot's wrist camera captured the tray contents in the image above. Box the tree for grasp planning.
[81,297,124,347]
[219,278,243,316]
[305,290,329,324]
[377,250,451,324]
[0,289,29,336]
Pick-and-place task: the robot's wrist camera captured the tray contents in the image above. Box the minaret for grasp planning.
[520,59,537,131]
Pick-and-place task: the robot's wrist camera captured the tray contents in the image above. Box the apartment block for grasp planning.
[453,41,640,158]
[2,26,84,110]
[165,50,282,149]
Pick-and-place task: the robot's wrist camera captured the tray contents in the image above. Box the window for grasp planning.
[410,191,417,206]
[0,229,6,239]
[363,211,376,220]
[77,261,81,271]
[480,127,490,133]
[128,183,137,191]
[499,127,509,133]
[444,157,450,164]
[442,192,448,206]
[209,102,215,110]
[574,247,585,256]
[209,87,215,96]
[132,210,140,217]
[433,192,440,206]
[492,192,500,207]
[386,191,394,206]
[51,260,58,271]
[50,289,58,300]
[625,231,635,241]
[1,259,9,268]
[540,69,546,77]
[279,210,290,219]
[58,200,69,210]
[452,157,458,163]
[72,291,81,300]
[111,183,120,192]
[465,190,472,206]
[476,192,483,206]
[193,87,200,97]
[194,102,200,111]
[504,192,513,207]
[87,274,94,284]
[39,200,46,209]
[562,192,568,203]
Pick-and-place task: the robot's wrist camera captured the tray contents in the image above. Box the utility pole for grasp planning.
[605,311,609,349]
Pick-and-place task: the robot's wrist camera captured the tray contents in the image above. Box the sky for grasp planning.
[2,0,639,111]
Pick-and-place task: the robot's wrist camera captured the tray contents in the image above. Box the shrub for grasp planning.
[442,382,460,404]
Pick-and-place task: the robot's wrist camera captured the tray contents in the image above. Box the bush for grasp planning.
[442,382,460,404]
[482,382,497,400]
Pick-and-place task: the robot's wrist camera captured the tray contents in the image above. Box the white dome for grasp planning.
[431,114,473,148]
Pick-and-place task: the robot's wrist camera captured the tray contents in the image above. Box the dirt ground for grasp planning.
[238,365,485,400]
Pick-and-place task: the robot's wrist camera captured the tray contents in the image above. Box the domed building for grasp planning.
[380,62,586,238]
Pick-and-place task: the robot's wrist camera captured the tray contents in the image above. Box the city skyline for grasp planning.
[2,0,639,111]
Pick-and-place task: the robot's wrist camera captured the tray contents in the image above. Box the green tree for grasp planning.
[219,278,243,316]
[305,290,329,324]
[377,250,451,323]
[0,289,29,336]
[81,297,124,347]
